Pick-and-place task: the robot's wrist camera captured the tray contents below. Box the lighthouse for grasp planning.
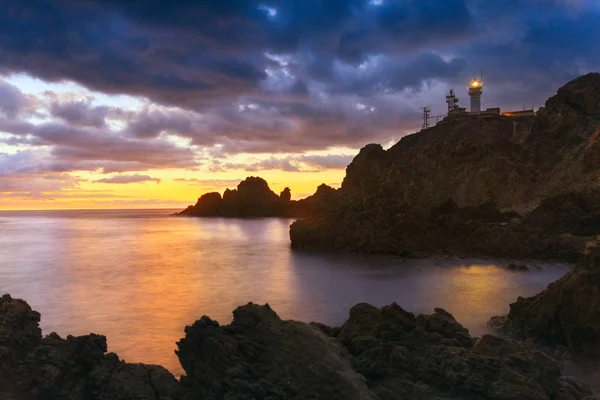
[468,78,482,112]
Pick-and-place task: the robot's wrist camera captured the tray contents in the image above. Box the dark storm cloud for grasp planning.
[0,0,475,107]
[0,0,599,164]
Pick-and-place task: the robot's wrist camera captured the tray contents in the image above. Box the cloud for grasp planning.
[94,174,161,184]
[0,151,84,199]
[222,153,355,172]
[0,115,198,172]
[174,178,242,186]
[0,0,599,184]
[50,100,110,127]
[0,78,31,118]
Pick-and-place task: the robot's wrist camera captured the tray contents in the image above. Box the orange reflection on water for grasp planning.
[0,210,568,376]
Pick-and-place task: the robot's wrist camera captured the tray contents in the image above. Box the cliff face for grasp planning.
[341,73,600,209]
[290,73,600,260]
[2,293,597,400]
[178,177,338,218]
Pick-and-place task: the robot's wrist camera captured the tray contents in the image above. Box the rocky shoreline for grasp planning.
[3,241,600,399]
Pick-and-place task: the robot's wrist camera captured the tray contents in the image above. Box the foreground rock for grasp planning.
[490,237,600,362]
[178,177,338,218]
[0,294,184,400]
[2,293,597,399]
[176,303,374,399]
[290,73,600,261]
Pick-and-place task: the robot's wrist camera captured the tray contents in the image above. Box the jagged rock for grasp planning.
[0,294,184,400]
[331,302,594,399]
[2,294,598,399]
[279,187,291,202]
[178,177,338,218]
[176,302,376,400]
[490,237,600,361]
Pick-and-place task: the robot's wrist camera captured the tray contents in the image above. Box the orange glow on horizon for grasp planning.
[0,168,346,211]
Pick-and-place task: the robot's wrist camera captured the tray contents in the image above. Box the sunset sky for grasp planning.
[1,0,599,210]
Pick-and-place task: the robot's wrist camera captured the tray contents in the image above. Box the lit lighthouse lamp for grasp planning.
[468,78,483,112]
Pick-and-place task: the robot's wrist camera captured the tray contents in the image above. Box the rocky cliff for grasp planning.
[290,73,600,260]
[2,293,597,399]
[178,177,338,218]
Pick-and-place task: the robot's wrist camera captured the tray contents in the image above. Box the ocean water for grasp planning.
[0,209,568,375]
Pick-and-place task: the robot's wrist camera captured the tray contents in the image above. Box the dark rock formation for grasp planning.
[178,177,338,218]
[490,237,600,361]
[181,191,223,216]
[0,294,184,400]
[2,293,598,399]
[176,303,374,400]
[279,187,291,202]
[526,190,600,236]
[177,301,597,400]
[291,73,600,260]
[291,197,583,261]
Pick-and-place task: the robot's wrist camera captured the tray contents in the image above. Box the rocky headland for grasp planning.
[178,176,338,218]
[290,73,600,261]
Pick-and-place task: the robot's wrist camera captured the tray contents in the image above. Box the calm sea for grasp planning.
[0,209,568,375]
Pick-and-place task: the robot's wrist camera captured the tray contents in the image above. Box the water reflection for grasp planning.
[0,210,568,375]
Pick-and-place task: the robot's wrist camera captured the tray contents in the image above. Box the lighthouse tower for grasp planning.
[468,77,482,112]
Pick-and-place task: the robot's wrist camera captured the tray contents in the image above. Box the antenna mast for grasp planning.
[446,89,459,113]
[422,107,431,130]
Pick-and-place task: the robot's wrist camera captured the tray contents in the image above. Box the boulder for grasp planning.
[176,302,376,400]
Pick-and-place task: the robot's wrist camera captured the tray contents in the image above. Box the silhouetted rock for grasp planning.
[176,303,374,400]
[179,177,338,218]
[291,73,600,260]
[0,294,185,400]
[2,294,598,399]
[176,300,597,399]
[179,191,222,216]
[279,187,291,202]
